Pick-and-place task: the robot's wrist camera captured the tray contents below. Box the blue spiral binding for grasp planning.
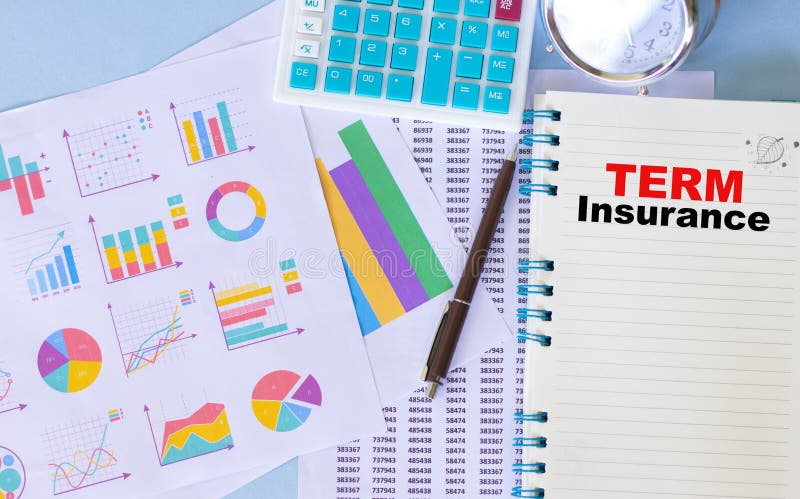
[517,284,554,296]
[511,486,545,498]
[513,436,547,448]
[518,259,555,272]
[514,109,561,498]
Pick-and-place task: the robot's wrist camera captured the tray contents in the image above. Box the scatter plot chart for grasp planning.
[251,370,322,432]
[171,90,254,165]
[64,110,156,197]
[108,293,197,377]
[144,394,234,466]
[7,222,81,302]
[0,446,25,498]
[43,416,129,495]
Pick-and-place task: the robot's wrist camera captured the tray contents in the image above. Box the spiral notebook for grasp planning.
[517,92,800,499]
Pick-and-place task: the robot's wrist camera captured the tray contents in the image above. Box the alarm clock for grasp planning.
[541,0,719,88]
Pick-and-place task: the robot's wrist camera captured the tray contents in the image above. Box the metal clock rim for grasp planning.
[541,0,703,86]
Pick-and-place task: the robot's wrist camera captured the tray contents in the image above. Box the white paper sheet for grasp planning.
[0,38,384,499]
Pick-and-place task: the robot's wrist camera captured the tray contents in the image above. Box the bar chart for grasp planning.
[93,217,179,283]
[64,109,155,197]
[210,277,293,350]
[7,223,81,302]
[0,143,48,216]
[171,90,253,165]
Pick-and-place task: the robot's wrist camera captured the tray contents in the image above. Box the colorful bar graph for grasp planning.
[54,255,69,287]
[0,144,47,214]
[9,156,33,215]
[217,101,238,152]
[316,120,453,335]
[118,229,142,276]
[63,245,80,284]
[208,117,226,155]
[102,235,125,281]
[25,162,45,199]
[134,225,157,272]
[182,120,201,162]
[100,221,174,282]
[150,221,173,266]
[213,279,288,349]
[192,111,213,159]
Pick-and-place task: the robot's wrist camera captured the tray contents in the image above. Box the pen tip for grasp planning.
[426,382,438,399]
[507,143,518,162]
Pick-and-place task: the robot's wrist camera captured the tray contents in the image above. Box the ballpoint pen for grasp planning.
[422,144,518,398]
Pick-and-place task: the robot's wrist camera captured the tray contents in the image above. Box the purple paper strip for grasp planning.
[330,159,428,311]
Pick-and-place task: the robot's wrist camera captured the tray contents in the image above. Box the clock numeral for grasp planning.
[624,44,635,60]
[662,0,675,11]
[643,38,655,52]
[659,21,672,37]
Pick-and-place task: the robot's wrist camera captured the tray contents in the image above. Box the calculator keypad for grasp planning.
[280,0,530,128]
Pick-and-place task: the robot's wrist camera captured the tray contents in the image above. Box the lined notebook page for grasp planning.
[525,92,800,499]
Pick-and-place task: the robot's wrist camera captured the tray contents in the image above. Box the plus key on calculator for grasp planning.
[274,0,535,130]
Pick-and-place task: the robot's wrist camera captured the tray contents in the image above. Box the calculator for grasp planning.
[274,0,535,130]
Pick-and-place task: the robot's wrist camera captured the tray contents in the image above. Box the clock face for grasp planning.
[552,0,687,75]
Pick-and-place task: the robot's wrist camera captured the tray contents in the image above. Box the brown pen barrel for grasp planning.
[425,156,517,383]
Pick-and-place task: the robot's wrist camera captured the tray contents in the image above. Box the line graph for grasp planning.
[6,222,82,302]
[43,417,130,495]
[108,293,198,376]
[0,360,26,416]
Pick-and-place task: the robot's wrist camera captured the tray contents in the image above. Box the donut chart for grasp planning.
[206,181,266,242]
[37,328,102,393]
[251,370,322,432]
[0,446,25,498]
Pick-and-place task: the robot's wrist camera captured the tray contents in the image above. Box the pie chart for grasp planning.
[251,370,322,432]
[37,328,102,393]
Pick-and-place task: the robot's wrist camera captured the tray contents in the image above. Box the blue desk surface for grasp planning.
[1,1,797,498]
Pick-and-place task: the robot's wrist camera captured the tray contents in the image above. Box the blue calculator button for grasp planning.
[452,82,479,109]
[484,86,510,114]
[332,5,360,32]
[433,0,460,13]
[387,74,414,101]
[329,36,357,63]
[367,0,393,5]
[395,13,422,40]
[487,55,514,82]
[364,9,391,36]
[391,43,419,70]
[324,67,353,94]
[455,51,483,78]
[398,0,424,8]
[491,25,519,52]
[290,62,318,90]
[356,71,384,97]
[430,17,457,45]
[460,21,487,48]
[360,39,388,66]
[421,48,453,106]
[463,0,489,17]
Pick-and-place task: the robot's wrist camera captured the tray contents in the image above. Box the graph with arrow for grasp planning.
[209,278,303,351]
[108,292,199,376]
[0,142,51,216]
[43,416,131,495]
[0,360,27,417]
[6,222,82,302]
[170,89,255,166]
[89,215,182,284]
[63,109,158,197]
[144,400,234,466]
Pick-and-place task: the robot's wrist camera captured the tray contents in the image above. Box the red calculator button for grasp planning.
[494,0,521,21]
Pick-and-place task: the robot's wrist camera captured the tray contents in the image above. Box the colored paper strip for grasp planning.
[338,120,452,299]
[217,101,238,152]
[330,159,428,311]
[25,162,45,199]
[208,117,226,155]
[341,256,380,335]
[54,255,69,287]
[216,285,272,308]
[193,111,213,159]
[63,245,79,284]
[182,120,201,162]
[316,158,405,326]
